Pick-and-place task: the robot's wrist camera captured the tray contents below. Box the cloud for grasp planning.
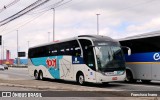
[125,17,160,36]
[1,0,160,59]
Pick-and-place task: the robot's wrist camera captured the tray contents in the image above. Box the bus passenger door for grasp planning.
[152,64,160,80]
[79,39,96,82]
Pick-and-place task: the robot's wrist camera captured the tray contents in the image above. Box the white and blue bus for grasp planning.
[28,35,130,85]
[120,31,160,83]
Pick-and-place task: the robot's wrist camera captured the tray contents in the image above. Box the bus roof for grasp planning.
[119,30,160,41]
[29,35,117,49]
[78,35,116,41]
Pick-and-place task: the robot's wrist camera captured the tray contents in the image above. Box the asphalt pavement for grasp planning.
[0,67,160,100]
[0,67,160,91]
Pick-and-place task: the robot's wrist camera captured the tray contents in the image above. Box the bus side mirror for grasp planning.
[128,49,131,56]
[122,46,131,56]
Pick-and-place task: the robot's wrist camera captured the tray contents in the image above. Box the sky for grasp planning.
[0,0,160,59]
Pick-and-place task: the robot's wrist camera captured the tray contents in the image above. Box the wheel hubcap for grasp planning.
[40,73,43,80]
[79,75,84,84]
[126,76,131,81]
[35,72,38,79]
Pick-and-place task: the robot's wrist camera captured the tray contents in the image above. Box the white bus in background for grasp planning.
[120,31,160,83]
[28,35,130,85]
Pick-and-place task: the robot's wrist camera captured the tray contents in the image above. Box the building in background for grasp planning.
[0,50,14,65]
[14,58,28,65]
[0,50,28,65]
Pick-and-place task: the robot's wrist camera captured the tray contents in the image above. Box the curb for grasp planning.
[0,83,69,91]
[0,82,121,91]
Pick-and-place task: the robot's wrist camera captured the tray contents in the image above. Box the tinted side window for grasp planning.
[28,48,33,58]
[120,36,160,53]
[47,44,58,56]
[28,46,47,58]
[57,40,81,56]
[28,40,81,58]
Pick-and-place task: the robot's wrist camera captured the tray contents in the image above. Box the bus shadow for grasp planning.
[117,81,160,86]
[42,78,125,88]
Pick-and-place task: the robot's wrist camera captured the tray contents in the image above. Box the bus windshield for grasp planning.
[94,41,125,72]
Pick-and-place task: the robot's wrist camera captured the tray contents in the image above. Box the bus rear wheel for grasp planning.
[77,73,85,85]
[39,71,43,80]
[34,71,39,80]
[102,82,109,86]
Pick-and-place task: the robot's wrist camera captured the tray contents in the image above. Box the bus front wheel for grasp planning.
[77,73,85,85]
[125,70,136,83]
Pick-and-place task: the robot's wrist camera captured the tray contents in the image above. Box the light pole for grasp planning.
[3,40,4,64]
[51,0,72,41]
[52,8,55,41]
[2,40,4,64]
[1,41,2,64]
[48,32,50,42]
[17,30,19,67]
[27,41,30,49]
[27,41,30,65]
[96,14,100,35]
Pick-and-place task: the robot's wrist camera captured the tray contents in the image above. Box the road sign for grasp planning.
[18,52,26,57]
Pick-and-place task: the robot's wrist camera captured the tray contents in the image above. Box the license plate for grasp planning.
[112,77,117,80]
[105,72,114,75]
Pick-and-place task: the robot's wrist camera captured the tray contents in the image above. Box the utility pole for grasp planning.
[96,14,100,35]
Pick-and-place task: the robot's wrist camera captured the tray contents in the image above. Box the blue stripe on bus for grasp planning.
[31,56,63,79]
[125,52,160,62]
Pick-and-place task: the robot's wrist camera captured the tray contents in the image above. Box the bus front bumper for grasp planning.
[96,72,126,83]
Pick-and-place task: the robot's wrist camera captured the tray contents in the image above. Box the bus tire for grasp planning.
[125,70,136,83]
[77,72,85,85]
[141,80,151,83]
[34,70,39,80]
[39,70,43,80]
